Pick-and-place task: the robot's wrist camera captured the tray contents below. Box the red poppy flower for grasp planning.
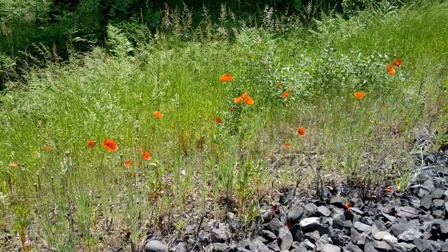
[215,118,223,124]
[103,139,118,152]
[153,111,163,118]
[297,127,306,136]
[386,64,395,75]
[381,105,386,110]
[219,74,234,82]
[353,92,366,99]
[234,97,243,103]
[284,143,291,149]
[392,59,402,67]
[87,140,95,148]
[384,187,393,193]
[282,92,290,98]
[345,202,351,210]
[242,93,254,105]
[124,160,132,168]
[142,151,151,160]
[44,145,54,151]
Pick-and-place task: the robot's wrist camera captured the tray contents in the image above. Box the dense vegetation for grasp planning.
[1,0,447,251]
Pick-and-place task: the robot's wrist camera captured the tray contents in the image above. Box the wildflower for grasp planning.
[124,160,132,168]
[103,139,118,152]
[282,92,290,98]
[219,74,234,82]
[386,64,395,75]
[87,140,95,148]
[284,143,291,149]
[353,92,366,99]
[142,151,151,160]
[9,163,19,168]
[242,93,254,105]
[153,111,164,118]
[277,82,282,87]
[297,127,306,136]
[215,118,223,124]
[345,202,351,210]
[234,96,243,103]
[44,145,54,151]
[381,105,386,110]
[384,187,393,193]
[392,59,402,67]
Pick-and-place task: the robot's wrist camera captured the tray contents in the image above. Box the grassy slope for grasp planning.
[0,1,447,250]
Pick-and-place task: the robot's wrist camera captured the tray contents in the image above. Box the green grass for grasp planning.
[1,1,448,251]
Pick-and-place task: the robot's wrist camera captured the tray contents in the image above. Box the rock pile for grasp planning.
[144,155,448,252]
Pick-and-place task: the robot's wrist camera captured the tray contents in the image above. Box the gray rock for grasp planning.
[303,203,317,217]
[329,197,346,209]
[431,188,445,199]
[396,206,420,219]
[353,221,371,233]
[278,226,293,250]
[303,239,315,250]
[170,242,187,252]
[145,240,167,252]
[397,228,422,242]
[391,242,416,252]
[333,213,346,229]
[414,238,433,252]
[420,193,433,210]
[390,223,416,237]
[264,217,285,235]
[287,204,304,224]
[321,243,341,252]
[206,242,231,252]
[299,217,319,232]
[211,228,228,243]
[351,228,366,246]
[330,229,346,246]
[345,242,363,252]
[266,242,280,252]
[374,240,393,251]
[316,205,331,217]
[260,229,277,242]
[249,238,270,252]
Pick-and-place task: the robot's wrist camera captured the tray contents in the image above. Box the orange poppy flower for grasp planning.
[353,92,366,99]
[386,64,395,75]
[392,59,402,67]
[284,143,291,149]
[87,140,95,148]
[219,74,234,82]
[215,118,223,124]
[282,92,290,98]
[381,105,386,110]
[345,202,351,210]
[234,97,243,103]
[142,151,151,160]
[297,127,306,136]
[103,139,118,152]
[124,160,132,168]
[9,163,19,168]
[44,145,54,151]
[242,93,254,105]
[153,111,164,118]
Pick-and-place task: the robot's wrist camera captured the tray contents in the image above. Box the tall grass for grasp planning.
[1,1,448,250]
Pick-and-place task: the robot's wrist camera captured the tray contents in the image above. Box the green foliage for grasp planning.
[1,1,448,250]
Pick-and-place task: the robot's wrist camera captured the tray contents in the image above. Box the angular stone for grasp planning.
[316,222,330,236]
[391,242,416,252]
[351,228,366,246]
[303,203,317,217]
[210,228,229,243]
[333,213,345,229]
[398,228,423,243]
[260,229,276,242]
[391,223,417,237]
[287,204,304,224]
[330,229,346,246]
[420,193,433,210]
[396,206,419,219]
[353,221,371,233]
[145,240,167,252]
[316,205,331,217]
[299,217,319,232]
[264,217,285,235]
[329,197,346,209]
[206,242,232,252]
[321,243,341,252]
[278,226,293,250]
[374,240,392,251]
[414,238,433,252]
[303,239,315,250]
[431,188,445,199]
[249,238,270,252]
